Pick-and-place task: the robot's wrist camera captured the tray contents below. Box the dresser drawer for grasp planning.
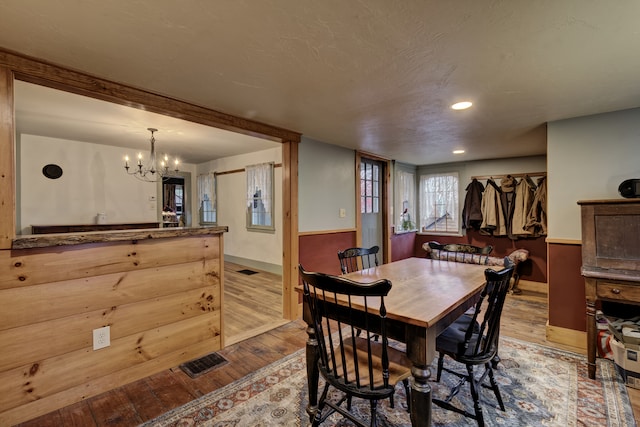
[596,281,640,303]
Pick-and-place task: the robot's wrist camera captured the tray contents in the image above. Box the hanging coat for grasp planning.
[512,175,536,238]
[462,178,484,230]
[526,176,547,236]
[480,179,506,236]
[499,175,517,239]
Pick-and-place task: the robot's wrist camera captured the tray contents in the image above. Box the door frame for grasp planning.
[355,151,392,264]
[0,49,301,321]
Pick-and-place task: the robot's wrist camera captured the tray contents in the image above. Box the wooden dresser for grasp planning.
[579,199,640,379]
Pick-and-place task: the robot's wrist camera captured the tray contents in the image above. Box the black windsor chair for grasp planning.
[299,265,412,427]
[432,259,514,427]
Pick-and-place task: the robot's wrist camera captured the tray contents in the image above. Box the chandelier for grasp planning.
[124,128,179,182]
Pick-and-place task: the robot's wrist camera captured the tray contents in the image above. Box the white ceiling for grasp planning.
[13,81,281,164]
[2,1,640,165]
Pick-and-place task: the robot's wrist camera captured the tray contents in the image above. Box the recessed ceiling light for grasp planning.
[451,101,473,110]
[453,150,465,154]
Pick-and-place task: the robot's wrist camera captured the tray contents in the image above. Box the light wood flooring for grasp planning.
[16,285,639,426]
[223,262,287,345]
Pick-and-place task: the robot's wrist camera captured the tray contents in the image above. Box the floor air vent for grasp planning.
[180,352,228,378]
[237,269,258,275]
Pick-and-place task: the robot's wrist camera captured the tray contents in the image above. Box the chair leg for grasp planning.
[486,362,505,411]
[466,365,485,427]
[402,378,411,412]
[436,353,445,382]
[313,383,331,427]
[369,399,379,427]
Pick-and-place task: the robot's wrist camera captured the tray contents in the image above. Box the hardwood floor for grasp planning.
[15,288,639,426]
[223,262,287,345]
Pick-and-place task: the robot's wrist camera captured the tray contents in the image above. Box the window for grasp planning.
[419,172,459,233]
[246,162,274,232]
[395,168,416,231]
[360,161,380,214]
[197,172,216,225]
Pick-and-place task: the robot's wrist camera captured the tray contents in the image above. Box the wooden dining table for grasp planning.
[300,257,489,427]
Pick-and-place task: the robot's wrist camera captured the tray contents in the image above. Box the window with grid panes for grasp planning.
[360,161,380,214]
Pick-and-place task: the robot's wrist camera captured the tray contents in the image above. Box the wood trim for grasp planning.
[0,48,301,143]
[282,140,298,320]
[382,157,391,263]
[298,228,356,236]
[355,152,392,263]
[471,171,546,180]
[355,153,363,247]
[545,321,587,352]
[546,238,582,245]
[517,279,548,295]
[0,66,15,249]
[214,163,283,177]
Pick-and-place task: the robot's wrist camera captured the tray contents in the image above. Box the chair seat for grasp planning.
[334,336,412,389]
[436,315,480,356]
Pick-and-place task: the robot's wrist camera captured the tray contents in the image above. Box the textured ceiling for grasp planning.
[2,1,640,165]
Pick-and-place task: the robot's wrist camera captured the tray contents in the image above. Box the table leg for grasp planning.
[409,366,432,426]
[305,324,320,423]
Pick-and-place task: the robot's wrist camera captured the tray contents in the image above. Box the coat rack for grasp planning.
[470,172,546,181]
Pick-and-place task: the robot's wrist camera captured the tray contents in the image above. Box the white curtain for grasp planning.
[420,172,459,232]
[197,172,216,223]
[246,162,273,227]
[396,169,416,230]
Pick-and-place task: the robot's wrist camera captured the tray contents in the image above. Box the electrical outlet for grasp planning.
[339,208,346,218]
[93,326,110,350]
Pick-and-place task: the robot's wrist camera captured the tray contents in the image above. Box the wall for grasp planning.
[197,147,283,271]
[17,134,197,234]
[0,232,223,426]
[417,155,546,199]
[298,138,356,232]
[297,138,357,273]
[547,108,640,240]
[547,107,640,332]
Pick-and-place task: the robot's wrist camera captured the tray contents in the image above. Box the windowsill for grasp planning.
[417,231,464,237]
[247,226,276,234]
[394,229,418,235]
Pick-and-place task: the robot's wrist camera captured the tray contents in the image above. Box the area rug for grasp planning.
[142,337,636,426]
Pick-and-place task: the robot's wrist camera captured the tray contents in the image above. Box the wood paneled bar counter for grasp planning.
[1,226,228,425]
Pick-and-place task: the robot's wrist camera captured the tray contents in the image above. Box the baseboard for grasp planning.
[224,255,282,275]
[546,321,587,352]
[517,279,547,295]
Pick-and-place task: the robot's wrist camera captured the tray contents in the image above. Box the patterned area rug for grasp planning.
[142,337,636,427]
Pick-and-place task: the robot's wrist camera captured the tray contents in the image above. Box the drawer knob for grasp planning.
[611,288,621,294]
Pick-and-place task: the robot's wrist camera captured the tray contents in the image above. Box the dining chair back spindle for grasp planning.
[299,265,411,427]
[337,246,380,274]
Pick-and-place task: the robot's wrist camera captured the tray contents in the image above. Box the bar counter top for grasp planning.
[12,225,229,249]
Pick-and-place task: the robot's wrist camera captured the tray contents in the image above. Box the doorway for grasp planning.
[359,156,389,259]
[159,172,191,227]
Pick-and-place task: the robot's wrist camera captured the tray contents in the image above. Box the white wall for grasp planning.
[197,147,282,267]
[298,137,356,232]
[547,107,640,240]
[17,134,201,234]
